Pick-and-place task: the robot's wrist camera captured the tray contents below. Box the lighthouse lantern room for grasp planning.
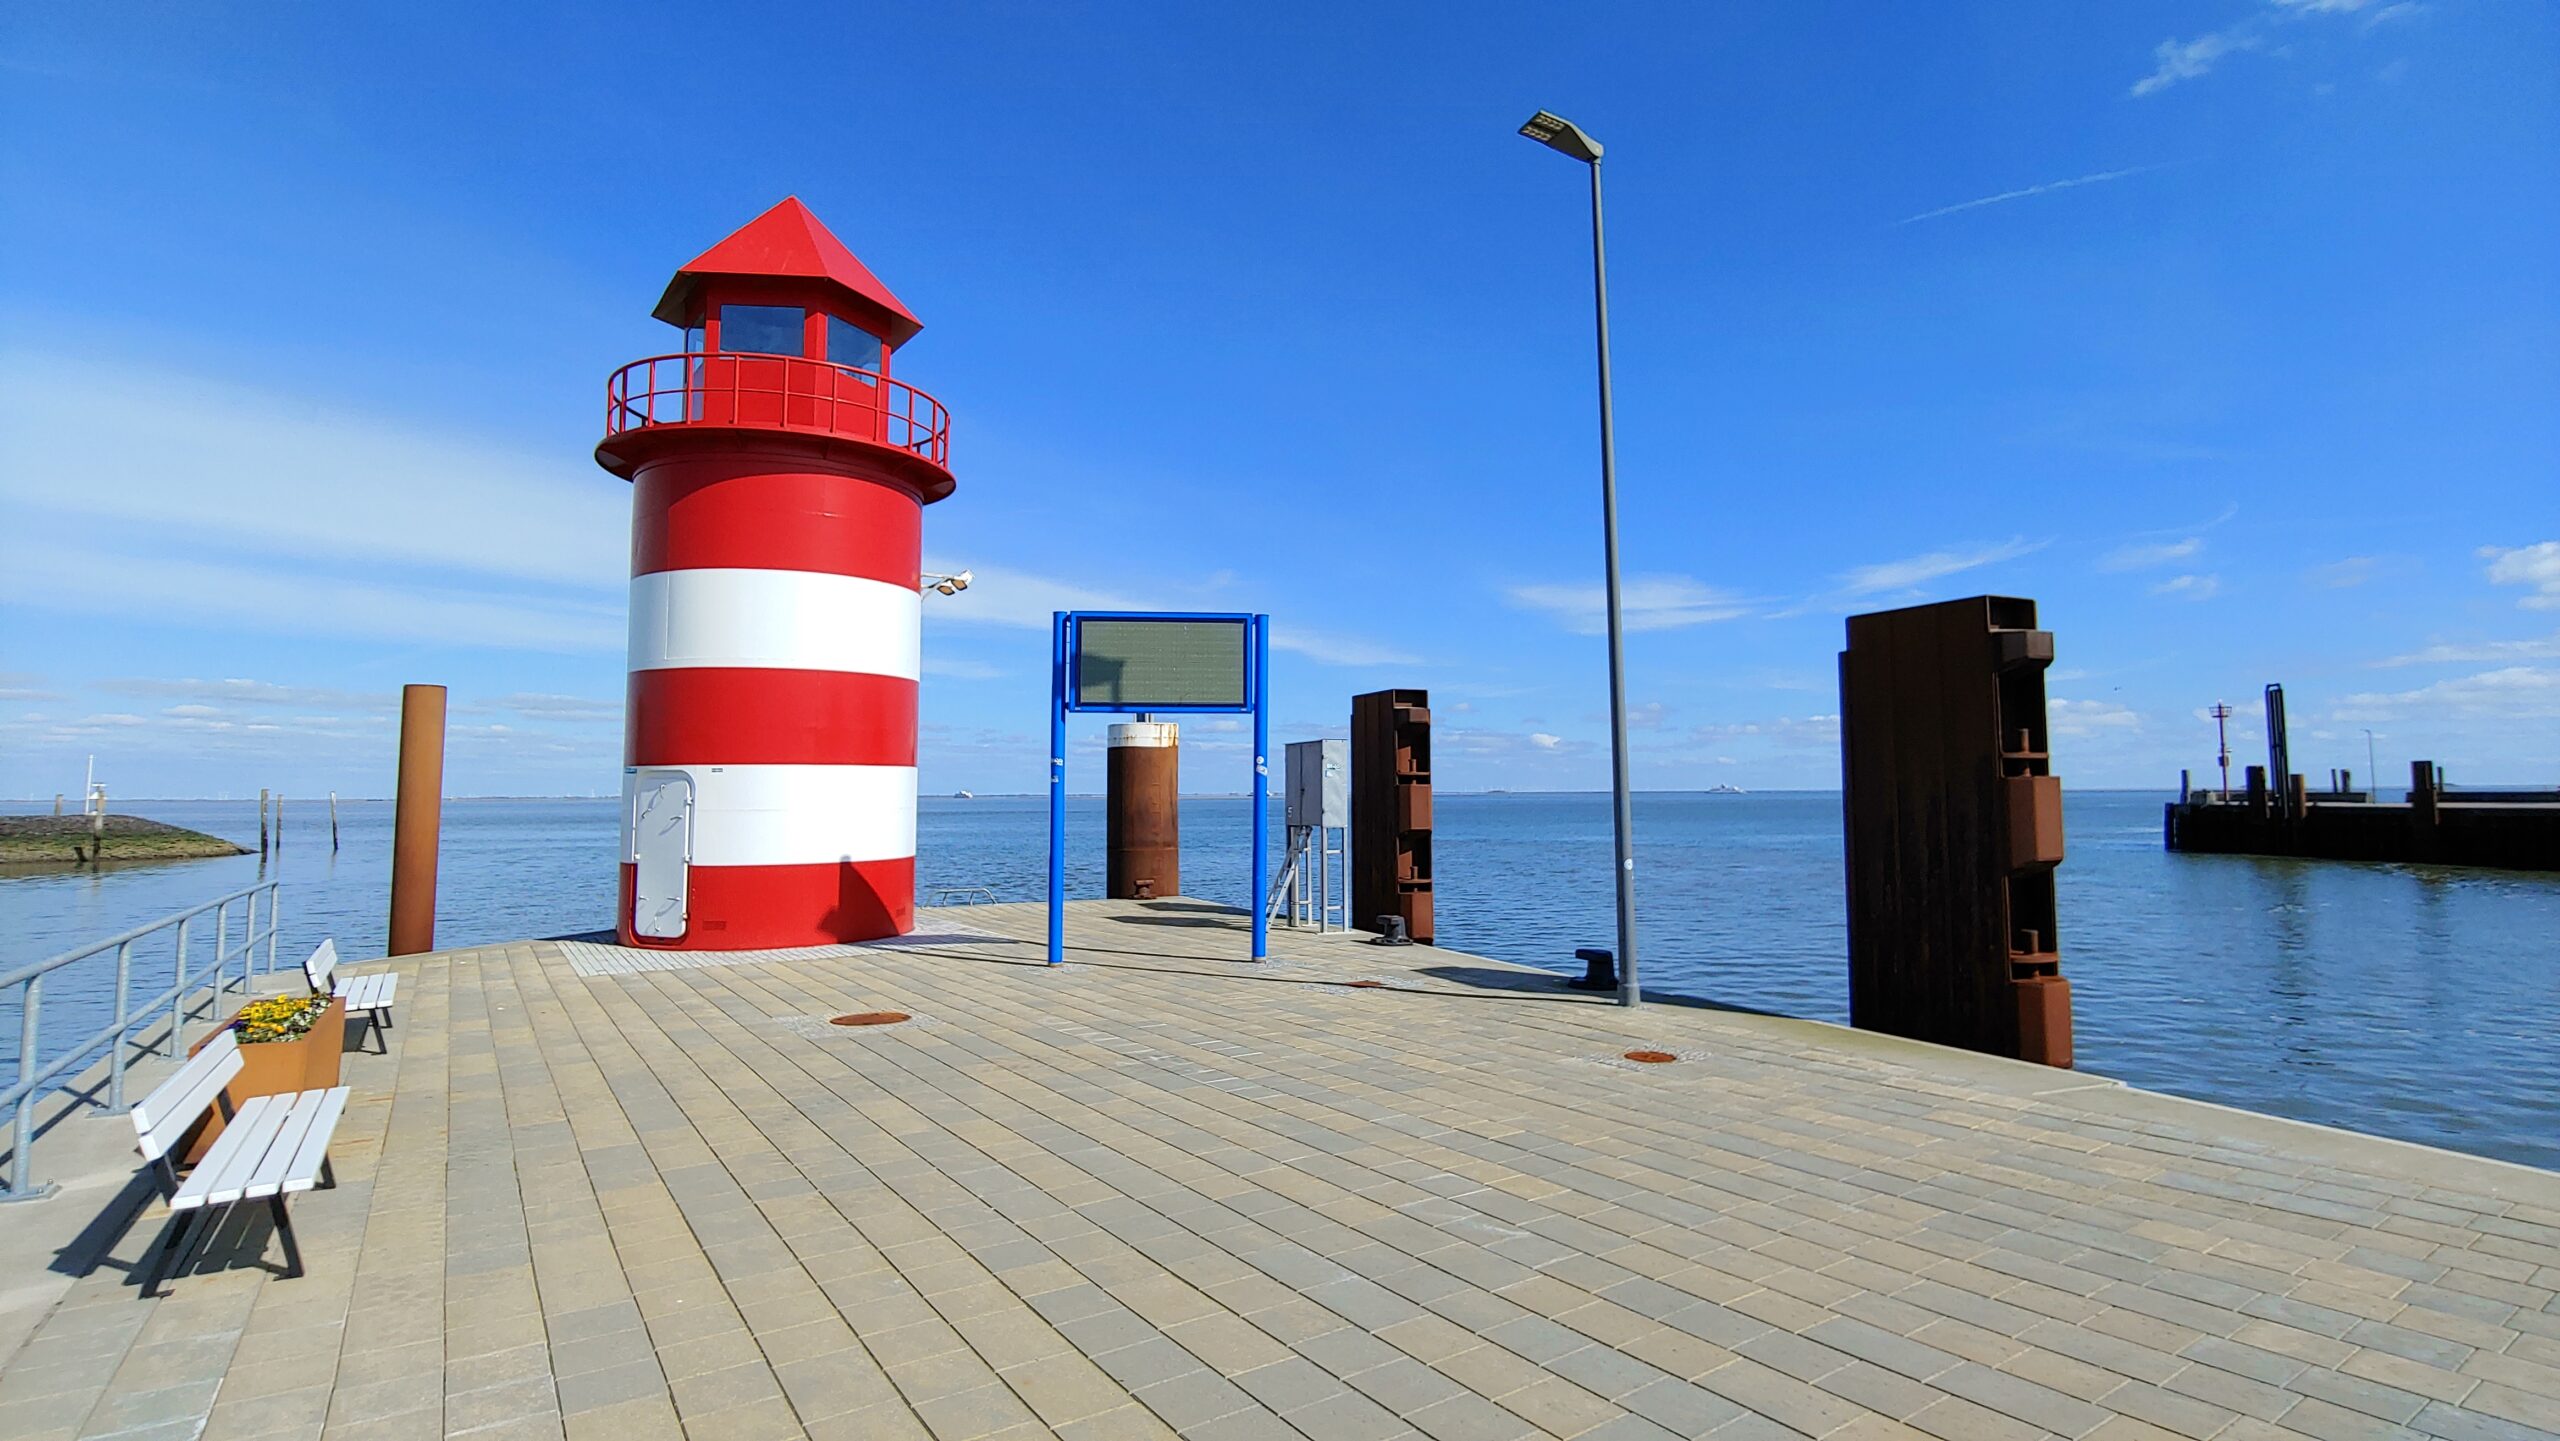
[599,197,954,949]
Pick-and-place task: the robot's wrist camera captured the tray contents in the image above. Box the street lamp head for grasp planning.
[922,568,972,597]
[1519,110,1602,163]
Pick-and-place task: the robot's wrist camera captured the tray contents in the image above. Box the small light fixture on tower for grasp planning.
[922,569,972,596]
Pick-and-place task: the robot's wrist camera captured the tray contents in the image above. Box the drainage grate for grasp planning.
[831,1011,910,1027]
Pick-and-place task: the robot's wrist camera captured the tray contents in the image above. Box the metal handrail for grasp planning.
[2,879,283,1203]
[603,352,952,468]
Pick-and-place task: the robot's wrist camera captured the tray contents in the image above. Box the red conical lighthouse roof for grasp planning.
[652,197,924,346]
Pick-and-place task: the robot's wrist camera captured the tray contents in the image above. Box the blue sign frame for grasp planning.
[1049,611,1269,966]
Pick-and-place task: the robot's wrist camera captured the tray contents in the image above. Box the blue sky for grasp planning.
[2,1,2553,799]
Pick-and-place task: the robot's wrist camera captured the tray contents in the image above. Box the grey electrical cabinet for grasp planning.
[1285,740,1349,829]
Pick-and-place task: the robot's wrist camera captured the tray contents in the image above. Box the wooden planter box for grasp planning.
[179,996,345,1164]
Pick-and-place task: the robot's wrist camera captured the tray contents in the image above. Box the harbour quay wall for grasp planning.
[2165,796,2560,871]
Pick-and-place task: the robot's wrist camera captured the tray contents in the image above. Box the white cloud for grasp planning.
[4,543,625,651]
[2152,573,2223,600]
[2481,541,2560,611]
[0,351,626,589]
[2133,31,2255,96]
[100,677,402,711]
[1528,733,1562,750]
[1900,165,2169,225]
[921,558,1414,665]
[2133,0,2395,97]
[2331,666,2560,722]
[2102,537,2204,571]
[1505,575,1754,635]
[1272,629,1420,667]
[1836,538,2044,597]
[2371,632,2560,668]
[1689,714,1841,748]
[2050,699,2143,737]
[484,692,621,722]
[2307,556,2378,589]
[918,559,1147,630]
[921,657,1004,680]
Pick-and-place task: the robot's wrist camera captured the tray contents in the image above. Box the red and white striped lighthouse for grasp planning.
[597,198,954,949]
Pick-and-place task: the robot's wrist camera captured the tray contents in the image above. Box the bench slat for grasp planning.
[336,974,393,1011]
[302,938,339,997]
[241,1090,332,1200]
[133,1031,243,1165]
[277,1087,348,1195]
[174,1092,288,1210]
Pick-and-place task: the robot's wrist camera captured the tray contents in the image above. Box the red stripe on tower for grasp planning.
[628,669,918,768]
[595,197,955,951]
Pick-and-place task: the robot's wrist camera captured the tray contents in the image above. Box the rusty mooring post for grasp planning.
[1106,720,1180,900]
[259,788,271,857]
[388,684,447,957]
[1841,597,2072,1067]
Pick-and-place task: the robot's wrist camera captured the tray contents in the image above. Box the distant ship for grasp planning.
[1707,784,1746,795]
[952,790,975,799]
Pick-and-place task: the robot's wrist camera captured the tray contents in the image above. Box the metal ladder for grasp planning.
[1265,823,1346,932]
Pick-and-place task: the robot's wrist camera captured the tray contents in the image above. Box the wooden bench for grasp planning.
[129,1028,346,1296]
[303,938,397,1052]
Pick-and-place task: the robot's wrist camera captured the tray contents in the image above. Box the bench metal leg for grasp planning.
[142,1208,201,1299]
[268,1198,304,1280]
[320,1157,337,1190]
[373,1012,389,1054]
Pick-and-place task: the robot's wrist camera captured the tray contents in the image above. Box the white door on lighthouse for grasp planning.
[631,771,694,940]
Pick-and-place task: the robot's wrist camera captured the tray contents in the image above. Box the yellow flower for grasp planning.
[233,994,330,1044]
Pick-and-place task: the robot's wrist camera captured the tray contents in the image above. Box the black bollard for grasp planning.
[1568,948,1618,991]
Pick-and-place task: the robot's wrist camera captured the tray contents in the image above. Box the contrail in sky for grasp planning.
[1898,163,2172,225]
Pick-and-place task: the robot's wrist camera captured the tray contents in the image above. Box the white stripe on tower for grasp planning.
[619,764,917,866]
[629,569,921,677]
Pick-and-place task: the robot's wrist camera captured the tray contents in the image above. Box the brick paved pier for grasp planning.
[2,900,2555,1440]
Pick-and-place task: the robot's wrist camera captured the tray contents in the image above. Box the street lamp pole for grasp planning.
[1521,110,1641,1008]
[2364,729,2379,798]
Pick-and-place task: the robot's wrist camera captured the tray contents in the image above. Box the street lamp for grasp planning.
[1519,109,1641,1008]
[2363,729,2380,798]
[921,569,972,597]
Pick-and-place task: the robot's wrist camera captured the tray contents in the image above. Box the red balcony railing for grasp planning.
[604,353,950,468]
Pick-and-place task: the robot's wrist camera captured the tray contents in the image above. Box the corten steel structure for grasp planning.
[1839,597,2072,1067]
[1350,689,1434,945]
[1105,721,1180,900]
[596,198,954,949]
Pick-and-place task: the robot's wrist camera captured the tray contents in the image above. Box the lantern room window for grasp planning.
[826,315,883,383]
[718,304,805,357]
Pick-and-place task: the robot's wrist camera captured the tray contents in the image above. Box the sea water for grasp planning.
[5,792,2555,1169]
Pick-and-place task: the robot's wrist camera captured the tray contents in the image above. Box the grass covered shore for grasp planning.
[0,814,252,867]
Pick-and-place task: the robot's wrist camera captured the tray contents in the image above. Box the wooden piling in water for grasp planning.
[389,684,448,956]
[329,792,340,852]
[259,788,270,857]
